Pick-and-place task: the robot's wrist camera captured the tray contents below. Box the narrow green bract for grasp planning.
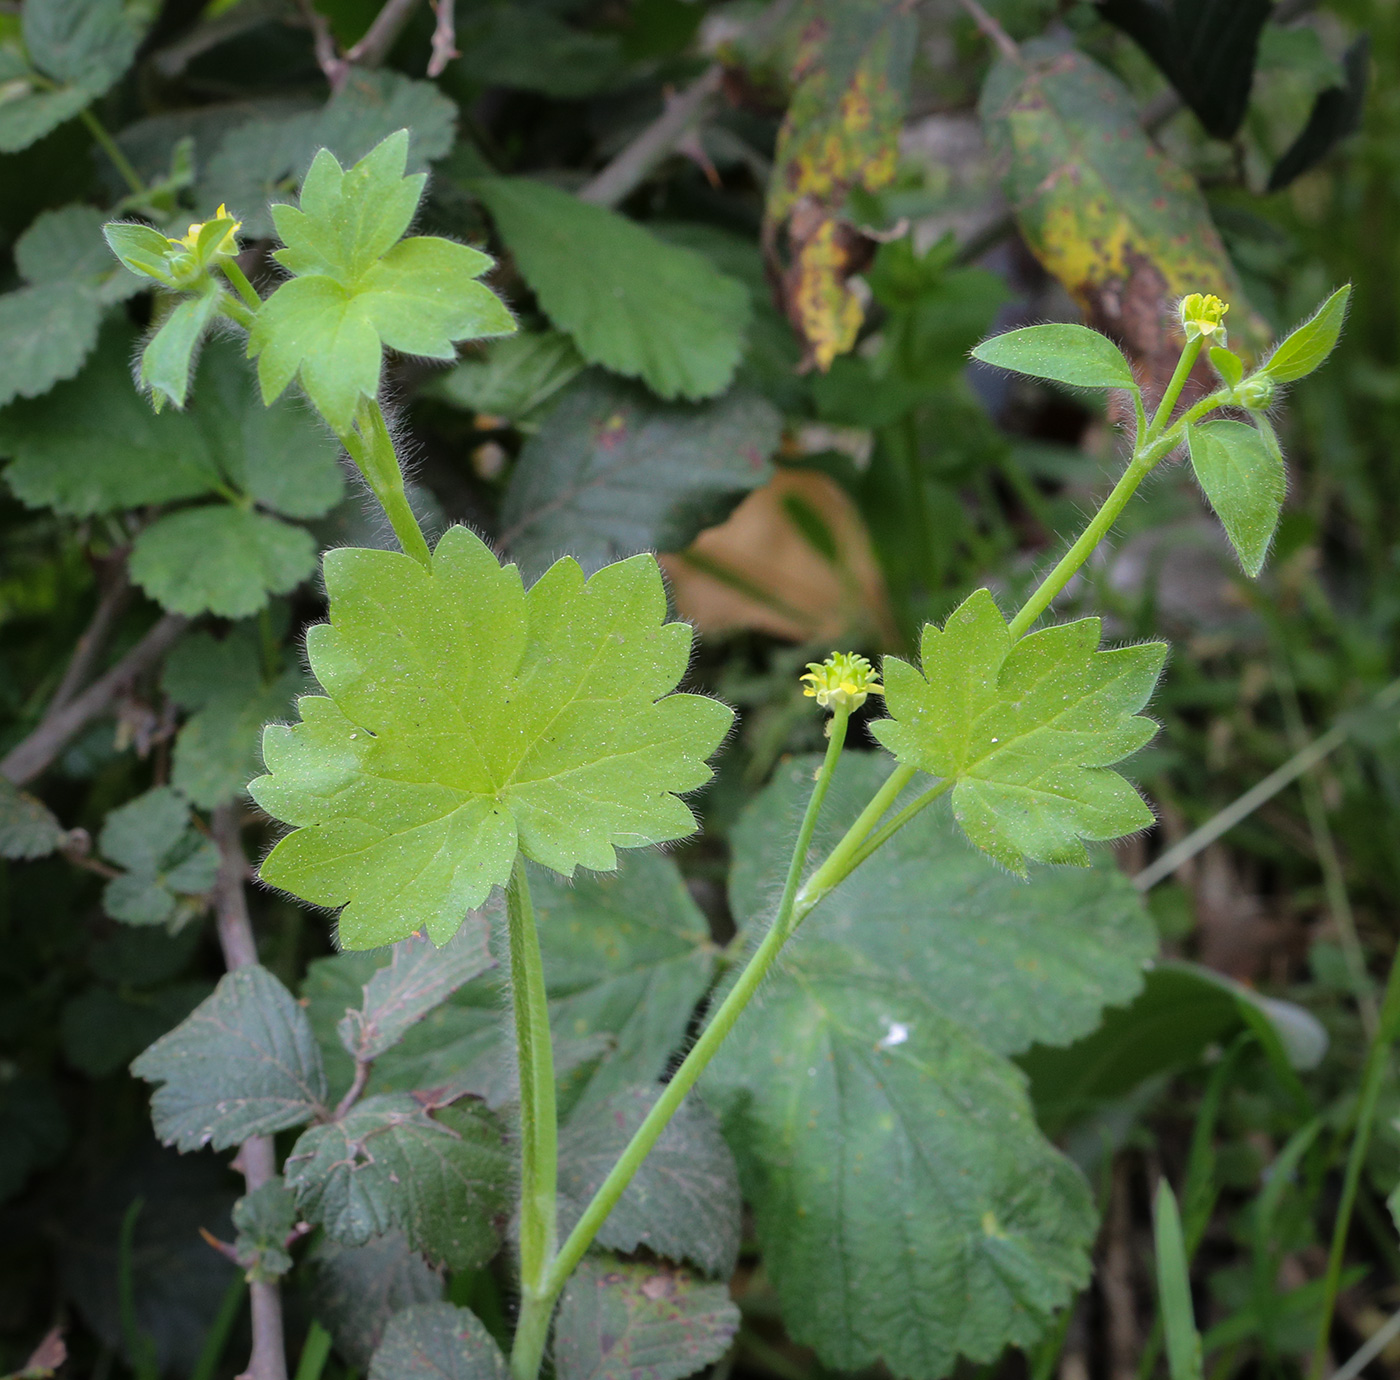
[248,131,515,429]
[873,589,1166,872]
[251,527,732,949]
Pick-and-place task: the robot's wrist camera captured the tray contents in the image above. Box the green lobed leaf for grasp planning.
[164,628,308,809]
[1186,419,1285,578]
[872,589,1167,873]
[22,0,143,93]
[0,83,91,155]
[19,204,143,301]
[0,778,69,859]
[285,1095,509,1269]
[98,787,220,926]
[130,505,318,620]
[249,131,514,430]
[426,330,585,422]
[0,281,104,408]
[558,1085,742,1278]
[307,1232,445,1372]
[338,920,495,1064]
[132,964,329,1150]
[552,1256,740,1380]
[971,323,1139,395]
[501,373,780,580]
[730,755,1157,1058]
[1260,284,1351,383]
[202,70,458,240]
[0,328,343,520]
[251,528,732,949]
[232,1177,299,1283]
[368,1303,508,1380]
[474,177,751,401]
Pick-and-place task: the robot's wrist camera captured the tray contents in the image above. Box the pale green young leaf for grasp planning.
[286,1094,509,1268]
[558,1085,742,1278]
[232,1178,299,1282]
[131,964,328,1150]
[731,755,1156,1057]
[474,177,750,401]
[1186,419,1284,578]
[338,920,495,1063]
[369,1303,508,1380]
[251,527,732,949]
[0,779,68,860]
[164,628,307,808]
[971,323,1139,394]
[98,787,220,926]
[307,1233,444,1373]
[1208,346,1244,390]
[1260,284,1350,383]
[501,374,780,579]
[872,589,1166,872]
[104,221,177,285]
[131,506,318,619]
[250,133,514,429]
[426,330,585,421]
[140,286,222,410]
[552,1256,739,1380]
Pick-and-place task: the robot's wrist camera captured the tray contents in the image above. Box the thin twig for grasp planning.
[1331,1303,1400,1380]
[47,561,131,717]
[578,64,725,208]
[212,804,288,1380]
[295,0,341,85]
[333,1059,371,1121]
[426,0,456,78]
[955,0,1022,63]
[344,0,422,69]
[1,613,187,787]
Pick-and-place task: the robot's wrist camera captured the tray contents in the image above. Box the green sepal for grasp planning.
[872,589,1165,873]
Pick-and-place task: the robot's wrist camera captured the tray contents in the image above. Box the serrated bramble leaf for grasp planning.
[250,527,732,949]
[308,1232,444,1372]
[286,1094,509,1269]
[338,920,495,1063]
[971,323,1139,394]
[1186,419,1284,578]
[553,1257,739,1380]
[232,1177,299,1282]
[474,177,749,402]
[0,778,68,859]
[872,589,1166,873]
[558,1085,741,1278]
[98,787,220,926]
[250,132,514,430]
[1260,284,1351,383]
[369,1303,508,1380]
[0,281,104,407]
[132,964,328,1150]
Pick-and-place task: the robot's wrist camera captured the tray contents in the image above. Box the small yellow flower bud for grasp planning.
[170,204,242,260]
[1179,293,1230,347]
[800,652,883,712]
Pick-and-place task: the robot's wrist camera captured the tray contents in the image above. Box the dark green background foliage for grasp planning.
[2,2,1398,1380]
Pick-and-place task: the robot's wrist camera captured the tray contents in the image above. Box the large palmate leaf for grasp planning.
[980,37,1253,382]
[705,752,1154,1377]
[252,528,732,949]
[553,1257,740,1380]
[369,1303,508,1380]
[285,1095,509,1269]
[250,132,514,430]
[872,589,1166,873]
[473,177,750,402]
[307,1232,445,1372]
[202,70,458,239]
[558,1085,742,1278]
[132,965,328,1151]
[730,755,1157,1057]
[500,374,780,579]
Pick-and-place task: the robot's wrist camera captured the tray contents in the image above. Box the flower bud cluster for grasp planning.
[1179,292,1229,347]
[800,652,883,712]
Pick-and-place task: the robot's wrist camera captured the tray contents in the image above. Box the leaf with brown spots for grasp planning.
[552,1256,739,1380]
[979,38,1262,396]
[764,1,916,371]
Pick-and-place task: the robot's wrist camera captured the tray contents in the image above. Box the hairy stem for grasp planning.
[515,707,854,1379]
[212,805,288,1380]
[1146,337,1203,440]
[508,856,559,1380]
[219,259,263,311]
[340,400,432,565]
[1310,946,1400,1380]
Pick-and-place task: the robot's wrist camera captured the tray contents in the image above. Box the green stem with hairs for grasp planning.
[219,259,263,311]
[79,108,145,196]
[507,855,559,1380]
[1146,336,1204,440]
[339,399,432,566]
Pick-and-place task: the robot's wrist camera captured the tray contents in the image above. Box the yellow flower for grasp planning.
[800,652,883,712]
[171,204,241,260]
[1179,292,1229,346]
